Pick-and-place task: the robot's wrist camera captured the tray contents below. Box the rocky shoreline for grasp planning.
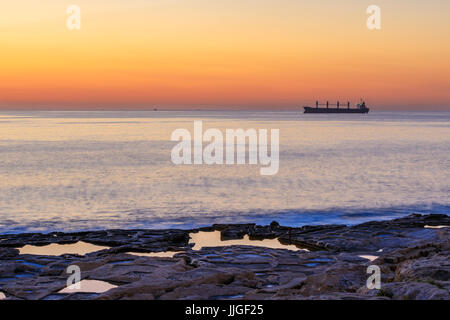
[0,214,449,300]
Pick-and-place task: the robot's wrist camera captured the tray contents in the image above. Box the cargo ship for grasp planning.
[304,101,370,114]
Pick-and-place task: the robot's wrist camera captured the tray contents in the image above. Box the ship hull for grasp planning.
[304,107,369,114]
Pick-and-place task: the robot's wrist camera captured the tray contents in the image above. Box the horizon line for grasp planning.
[1,107,450,112]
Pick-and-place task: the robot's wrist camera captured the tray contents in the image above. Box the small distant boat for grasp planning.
[304,100,370,114]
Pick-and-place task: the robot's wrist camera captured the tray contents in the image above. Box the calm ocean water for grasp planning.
[0,110,449,234]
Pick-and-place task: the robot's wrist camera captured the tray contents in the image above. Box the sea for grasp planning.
[0,110,449,234]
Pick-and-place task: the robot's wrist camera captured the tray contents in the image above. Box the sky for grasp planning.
[1,0,450,110]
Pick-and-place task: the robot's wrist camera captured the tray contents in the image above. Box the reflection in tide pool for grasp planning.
[189,231,304,251]
[128,251,182,258]
[359,255,379,261]
[58,279,117,294]
[18,241,109,256]
[424,225,449,229]
[129,230,304,257]
[0,111,449,233]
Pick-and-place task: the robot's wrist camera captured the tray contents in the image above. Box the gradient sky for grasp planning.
[1,0,450,110]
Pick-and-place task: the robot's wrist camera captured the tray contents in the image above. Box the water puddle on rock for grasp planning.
[16,259,45,268]
[424,225,449,229]
[18,241,109,256]
[109,259,134,265]
[189,231,305,252]
[359,255,378,261]
[128,231,305,258]
[127,251,183,258]
[58,279,117,294]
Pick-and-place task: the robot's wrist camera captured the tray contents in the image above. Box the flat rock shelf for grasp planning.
[0,214,449,300]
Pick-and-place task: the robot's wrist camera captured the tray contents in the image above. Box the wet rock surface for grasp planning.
[0,214,449,300]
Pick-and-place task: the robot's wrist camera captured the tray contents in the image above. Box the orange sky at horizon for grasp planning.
[1,0,450,110]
